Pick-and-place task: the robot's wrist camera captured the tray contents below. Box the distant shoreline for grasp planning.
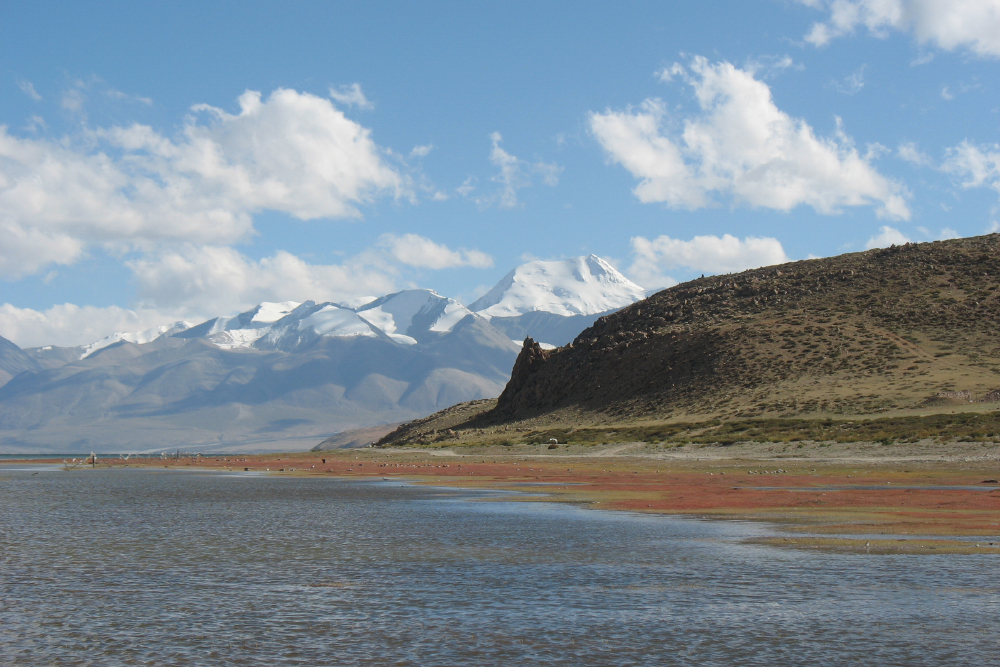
[7,443,1000,554]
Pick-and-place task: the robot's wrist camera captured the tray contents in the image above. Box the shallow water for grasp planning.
[1,468,997,666]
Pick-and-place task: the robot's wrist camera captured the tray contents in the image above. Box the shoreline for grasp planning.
[7,443,1000,554]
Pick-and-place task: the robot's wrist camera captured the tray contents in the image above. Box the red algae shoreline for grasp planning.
[11,447,1000,554]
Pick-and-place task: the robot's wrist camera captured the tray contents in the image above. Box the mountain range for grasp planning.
[0,255,645,453]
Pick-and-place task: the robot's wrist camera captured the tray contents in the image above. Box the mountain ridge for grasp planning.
[0,255,646,453]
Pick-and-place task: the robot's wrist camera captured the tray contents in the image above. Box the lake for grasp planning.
[1,466,996,666]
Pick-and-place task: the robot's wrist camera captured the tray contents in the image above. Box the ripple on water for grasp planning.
[0,468,997,666]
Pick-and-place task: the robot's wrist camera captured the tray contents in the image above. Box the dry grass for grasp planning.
[381,235,1000,449]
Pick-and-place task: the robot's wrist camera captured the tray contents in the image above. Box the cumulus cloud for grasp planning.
[866,225,911,248]
[801,0,1000,58]
[0,303,181,349]
[329,83,373,109]
[126,234,486,318]
[126,245,399,316]
[590,57,909,219]
[376,233,493,269]
[627,233,791,289]
[0,231,494,347]
[0,88,405,279]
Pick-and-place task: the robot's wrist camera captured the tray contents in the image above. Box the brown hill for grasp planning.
[380,234,1000,446]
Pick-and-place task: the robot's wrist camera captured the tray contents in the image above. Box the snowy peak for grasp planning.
[200,301,303,349]
[247,301,302,325]
[207,301,301,334]
[80,321,193,359]
[250,302,383,351]
[64,257,643,357]
[469,254,646,319]
[356,289,473,343]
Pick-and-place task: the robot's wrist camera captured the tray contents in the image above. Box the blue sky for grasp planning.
[2,0,1000,346]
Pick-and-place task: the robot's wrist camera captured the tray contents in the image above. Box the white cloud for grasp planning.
[488,132,527,208]
[801,0,1000,58]
[17,80,42,101]
[987,220,1000,233]
[941,86,954,100]
[126,234,488,317]
[0,224,85,279]
[106,88,153,106]
[165,88,404,218]
[61,85,86,112]
[0,88,405,278]
[376,233,493,269]
[329,83,373,109]
[534,161,562,187]
[658,62,687,82]
[24,115,46,132]
[456,176,476,197]
[942,140,1000,191]
[897,141,932,165]
[0,232,494,347]
[126,245,400,317]
[590,57,910,219]
[0,303,181,348]
[832,64,866,94]
[627,233,791,289]
[938,227,959,239]
[470,132,561,208]
[410,144,433,157]
[866,225,911,248]
[744,54,800,79]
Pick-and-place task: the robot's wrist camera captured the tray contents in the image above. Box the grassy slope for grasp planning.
[381,235,1000,448]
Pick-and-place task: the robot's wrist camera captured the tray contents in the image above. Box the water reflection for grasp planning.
[0,468,997,666]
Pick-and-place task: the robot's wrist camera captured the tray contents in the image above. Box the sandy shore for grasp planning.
[15,441,1000,554]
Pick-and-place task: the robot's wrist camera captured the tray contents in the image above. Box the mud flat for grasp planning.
[13,439,1000,554]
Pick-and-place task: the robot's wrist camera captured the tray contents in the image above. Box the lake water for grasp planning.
[1,467,997,666]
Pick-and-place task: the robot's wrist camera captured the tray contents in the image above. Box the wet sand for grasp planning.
[22,445,1000,554]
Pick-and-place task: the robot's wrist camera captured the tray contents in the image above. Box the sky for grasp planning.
[2,0,1000,347]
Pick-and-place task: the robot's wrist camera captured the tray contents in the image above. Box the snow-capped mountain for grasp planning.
[2,255,647,453]
[470,255,645,319]
[170,290,476,351]
[356,289,474,344]
[469,255,646,346]
[43,256,644,359]
[176,301,301,349]
[252,302,387,351]
[81,321,194,358]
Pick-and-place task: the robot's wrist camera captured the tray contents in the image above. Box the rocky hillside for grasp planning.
[380,235,1000,445]
[0,335,41,387]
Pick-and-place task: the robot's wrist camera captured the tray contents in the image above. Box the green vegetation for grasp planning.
[419,411,1000,447]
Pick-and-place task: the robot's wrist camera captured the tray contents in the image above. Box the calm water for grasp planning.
[1,467,997,666]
